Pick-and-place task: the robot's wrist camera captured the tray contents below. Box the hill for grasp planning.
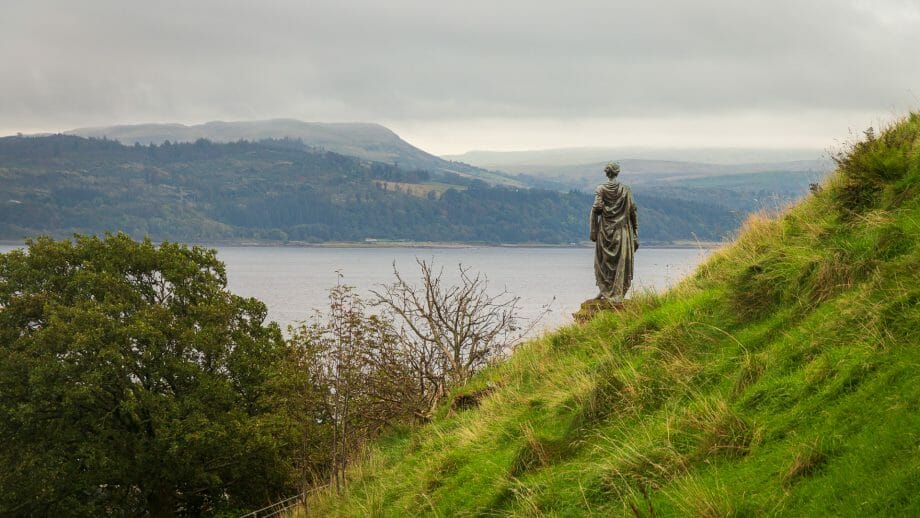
[474,157,829,187]
[0,135,739,244]
[67,119,520,186]
[302,114,920,515]
[448,149,833,221]
[446,146,826,170]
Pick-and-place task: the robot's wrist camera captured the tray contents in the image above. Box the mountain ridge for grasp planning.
[445,146,828,168]
[64,119,521,187]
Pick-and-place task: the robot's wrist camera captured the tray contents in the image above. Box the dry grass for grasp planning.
[732,351,767,399]
[680,398,758,460]
[782,439,828,489]
[665,476,737,518]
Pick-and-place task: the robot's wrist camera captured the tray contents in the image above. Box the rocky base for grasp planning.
[573,298,625,324]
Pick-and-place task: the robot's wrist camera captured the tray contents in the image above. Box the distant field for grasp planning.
[375,181,467,198]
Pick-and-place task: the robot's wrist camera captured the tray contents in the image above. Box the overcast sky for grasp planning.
[2,0,918,154]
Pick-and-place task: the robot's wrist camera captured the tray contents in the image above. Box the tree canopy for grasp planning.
[0,234,300,516]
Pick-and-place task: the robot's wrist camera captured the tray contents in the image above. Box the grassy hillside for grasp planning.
[302,114,920,516]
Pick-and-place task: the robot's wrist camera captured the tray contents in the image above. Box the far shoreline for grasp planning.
[0,239,725,250]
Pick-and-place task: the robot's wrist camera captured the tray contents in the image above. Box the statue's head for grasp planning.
[604,162,620,179]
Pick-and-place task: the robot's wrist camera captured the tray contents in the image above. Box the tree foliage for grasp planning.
[0,234,300,516]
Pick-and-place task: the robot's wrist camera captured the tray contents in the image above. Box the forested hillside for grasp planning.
[68,119,521,186]
[0,135,739,244]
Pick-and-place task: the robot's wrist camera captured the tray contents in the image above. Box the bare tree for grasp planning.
[372,259,528,416]
[286,263,545,490]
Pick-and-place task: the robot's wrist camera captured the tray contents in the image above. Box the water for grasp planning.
[0,244,711,333]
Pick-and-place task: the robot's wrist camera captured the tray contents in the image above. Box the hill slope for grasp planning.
[66,119,519,186]
[303,114,920,515]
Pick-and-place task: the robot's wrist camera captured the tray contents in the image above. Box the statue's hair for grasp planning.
[604,162,620,178]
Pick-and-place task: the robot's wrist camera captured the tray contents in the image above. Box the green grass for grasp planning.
[299,114,920,517]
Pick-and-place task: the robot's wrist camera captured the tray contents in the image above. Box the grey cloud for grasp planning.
[1,0,918,133]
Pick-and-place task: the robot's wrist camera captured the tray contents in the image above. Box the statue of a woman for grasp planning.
[590,162,639,303]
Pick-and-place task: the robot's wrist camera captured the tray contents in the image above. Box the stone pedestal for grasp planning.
[573,298,624,324]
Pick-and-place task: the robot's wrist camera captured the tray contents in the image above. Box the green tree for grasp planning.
[0,234,298,516]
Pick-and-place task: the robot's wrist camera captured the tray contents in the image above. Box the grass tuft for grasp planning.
[509,422,572,477]
[678,398,758,460]
[782,439,829,489]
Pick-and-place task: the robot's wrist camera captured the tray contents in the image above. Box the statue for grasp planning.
[590,162,638,304]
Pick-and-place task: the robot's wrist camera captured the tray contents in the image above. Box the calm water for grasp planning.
[0,245,711,333]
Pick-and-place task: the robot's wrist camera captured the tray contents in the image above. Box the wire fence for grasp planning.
[240,485,329,518]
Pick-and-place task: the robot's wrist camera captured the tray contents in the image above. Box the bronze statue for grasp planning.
[590,162,638,303]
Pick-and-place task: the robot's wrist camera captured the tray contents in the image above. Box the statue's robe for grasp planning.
[590,180,638,302]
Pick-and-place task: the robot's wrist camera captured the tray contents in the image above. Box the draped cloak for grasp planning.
[590,180,638,302]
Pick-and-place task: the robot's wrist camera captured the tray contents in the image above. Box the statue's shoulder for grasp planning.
[613,181,631,193]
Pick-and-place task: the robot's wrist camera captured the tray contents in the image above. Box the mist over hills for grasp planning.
[448,147,829,182]
[446,146,828,168]
[447,147,835,216]
[483,157,827,186]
